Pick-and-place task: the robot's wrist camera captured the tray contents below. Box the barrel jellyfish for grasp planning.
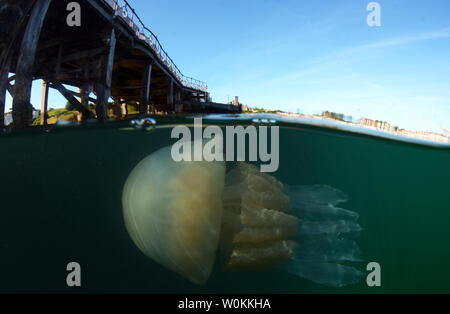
[122,141,364,287]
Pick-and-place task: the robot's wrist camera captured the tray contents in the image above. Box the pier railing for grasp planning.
[104,0,207,92]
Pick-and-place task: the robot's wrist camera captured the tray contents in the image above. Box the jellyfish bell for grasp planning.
[123,141,364,287]
[122,140,226,285]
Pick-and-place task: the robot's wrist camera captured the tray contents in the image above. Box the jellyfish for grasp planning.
[122,141,364,287]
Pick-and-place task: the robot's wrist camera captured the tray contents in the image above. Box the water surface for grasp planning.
[1,114,449,293]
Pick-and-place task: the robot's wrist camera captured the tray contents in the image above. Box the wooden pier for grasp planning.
[0,0,240,129]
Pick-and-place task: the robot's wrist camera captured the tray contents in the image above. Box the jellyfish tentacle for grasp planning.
[285,184,349,206]
[285,185,359,222]
[283,260,365,288]
[281,184,364,286]
[220,162,364,288]
[298,220,363,236]
[291,202,360,222]
[290,236,363,263]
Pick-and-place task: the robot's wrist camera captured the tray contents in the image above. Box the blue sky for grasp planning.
[6,0,450,133]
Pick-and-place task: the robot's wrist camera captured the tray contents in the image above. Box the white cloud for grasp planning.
[359,27,450,50]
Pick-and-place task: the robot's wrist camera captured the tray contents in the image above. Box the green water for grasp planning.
[1,116,450,293]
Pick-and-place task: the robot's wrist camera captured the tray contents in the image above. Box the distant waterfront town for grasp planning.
[242,105,450,144]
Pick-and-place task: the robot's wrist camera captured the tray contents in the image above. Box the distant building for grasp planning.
[4,113,12,126]
[359,117,397,132]
[3,110,40,126]
[397,129,450,143]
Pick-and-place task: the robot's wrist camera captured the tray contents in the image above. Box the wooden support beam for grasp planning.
[0,69,7,128]
[6,82,14,97]
[95,29,116,121]
[40,80,49,126]
[111,66,143,79]
[12,0,52,129]
[117,59,149,68]
[112,98,123,120]
[49,80,90,118]
[113,86,143,90]
[73,89,96,104]
[52,70,83,82]
[78,84,93,109]
[174,89,182,112]
[132,42,183,89]
[121,102,128,117]
[37,46,108,71]
[55,44,63,77]
[95,83,107,120]
[63,47,108,65]
[168,78,174,112]
[0,1,32,82]
[37,65,83,82]
[36,38,72,53]
[140,62,152,114]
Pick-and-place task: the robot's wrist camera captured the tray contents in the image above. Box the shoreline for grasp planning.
[275,112,450,145]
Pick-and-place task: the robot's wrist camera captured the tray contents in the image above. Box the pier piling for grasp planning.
[40,80,49,126]
[12,0,52,129]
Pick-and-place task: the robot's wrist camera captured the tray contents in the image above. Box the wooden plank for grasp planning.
[38,47,108,69]
[117,59,149,68]
[63,47,108,65]
[36,38,72,52]
[37,64,83,81]
[12,0,52,129]
[40,80,49,125]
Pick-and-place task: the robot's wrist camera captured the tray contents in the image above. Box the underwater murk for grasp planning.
[1,114,450,294]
